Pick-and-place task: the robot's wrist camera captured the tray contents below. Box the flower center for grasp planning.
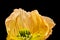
[19,30,30,37]
[17,29,32,40]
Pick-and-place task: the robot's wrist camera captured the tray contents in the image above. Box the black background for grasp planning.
[0,0,59,40]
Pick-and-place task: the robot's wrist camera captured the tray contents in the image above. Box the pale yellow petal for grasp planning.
[42,16,56,39]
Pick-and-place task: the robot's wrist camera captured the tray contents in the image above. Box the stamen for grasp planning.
[17,29,32,40]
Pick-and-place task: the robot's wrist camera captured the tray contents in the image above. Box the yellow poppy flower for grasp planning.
[5,8,56,40]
